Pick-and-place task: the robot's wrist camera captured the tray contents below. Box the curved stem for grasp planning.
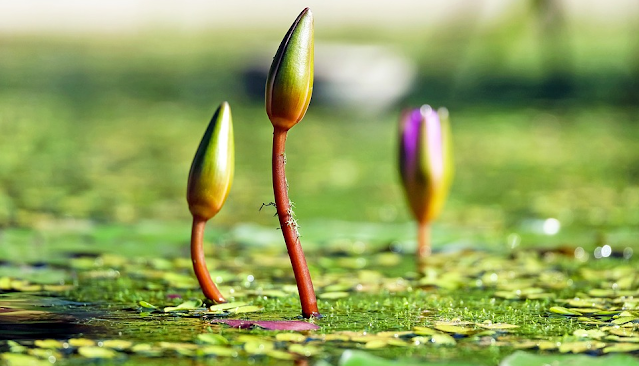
[191,216,227,304]
[272,127,320,318]
[417,220,432,259]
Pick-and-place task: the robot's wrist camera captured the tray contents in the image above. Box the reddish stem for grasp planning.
[417,220,432,259]
[272,127,320,318]
[191,216,227,304]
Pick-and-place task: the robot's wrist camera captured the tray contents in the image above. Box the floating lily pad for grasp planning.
[319,291,350,300]
[289,343,321,356]
[197,333,229,345]
[1,353,51,366]
[164,299,203,312]
[276,333,307,342]
[33,339,63,349]
[266,350,296,360]
[558,341,606,353]
[138,300,157,309]
[101,340,133,350]
[434,324,475,335]
[243,340,275,355]
[477,322,519,330]
[228,305,263,314]
[501,350,639,366]
[430,333,457,345]
[573,329,606,339]
[603,343,639,353]
[211,319,320,331]
[199,346,238,357]
[77,346,119,359]
[68,338,96,347]
[549,307,582,316]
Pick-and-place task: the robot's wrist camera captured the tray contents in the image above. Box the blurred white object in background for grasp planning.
[244,43,416,113]
[314,43,417,112]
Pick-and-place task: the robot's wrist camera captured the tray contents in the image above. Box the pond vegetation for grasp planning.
[1,7,639,366]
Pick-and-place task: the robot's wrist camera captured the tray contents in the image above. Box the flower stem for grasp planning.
[417,220,432,259]
[191,216,227,304]
[272,127,320,318]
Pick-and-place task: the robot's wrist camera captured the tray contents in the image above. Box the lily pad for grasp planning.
[319,291,350,300]
[209,301,249,312]
[163,299,203,312]
[211,319,320,331]
[197,333,229,345]
[77,346,119,359]
[549,306,583,316]
[501,351,639,366]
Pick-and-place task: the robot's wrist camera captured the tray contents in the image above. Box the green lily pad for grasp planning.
[164,299,203,312]
[430,333,457,345]
[289,343,322,356]
[27,348,61,360]
[338,350,472,366]
[549,307,583,316]
[228,305,263,314]
[266,350,297,360]
[276,333,307,342]
[319,291,350,300]
[199,346,238,357]
[612,316,637,325]
[101,340,133,350]
[67,338,96,347]
[434,324,475,335]
[1,353,51,366]
[130,343,164,357]
[6,341,27,353]
[77,346,119,359]
[363,340,388,349]
[558,341,606,353]
[413,326,439,336]
[477,322,519,330]
[138,300,157,309]
[243,340,275,355]
[197,333,229,345]
[603,343,639,353]
[33,339,63,349]
[573,329,606,339]
[501,350,639,366]
[209,301,249,312]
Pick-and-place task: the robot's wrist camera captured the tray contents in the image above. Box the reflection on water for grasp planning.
[0,293,99,340]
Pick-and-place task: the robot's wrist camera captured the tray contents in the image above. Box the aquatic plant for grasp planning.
[186,102,234,303]
[265,8,320,318]
[399,105,453,259]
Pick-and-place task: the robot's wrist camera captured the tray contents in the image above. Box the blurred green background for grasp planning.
[0,1,638,252]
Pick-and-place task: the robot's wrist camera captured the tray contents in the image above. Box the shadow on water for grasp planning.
[0,293,103,341]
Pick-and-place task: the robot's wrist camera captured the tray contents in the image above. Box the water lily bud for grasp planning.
[265,8,314,131]
[399,105,453,223]
[187,102,234,220]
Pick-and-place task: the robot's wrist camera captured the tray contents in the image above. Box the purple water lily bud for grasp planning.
[399,105,453,224]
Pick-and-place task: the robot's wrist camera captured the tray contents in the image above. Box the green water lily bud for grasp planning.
[265,8,314,131]
[399,105,453,223]
[187,102,234,220]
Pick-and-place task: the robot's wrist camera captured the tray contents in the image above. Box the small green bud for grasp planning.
[265,8,314,131]
[187,102,234,220]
